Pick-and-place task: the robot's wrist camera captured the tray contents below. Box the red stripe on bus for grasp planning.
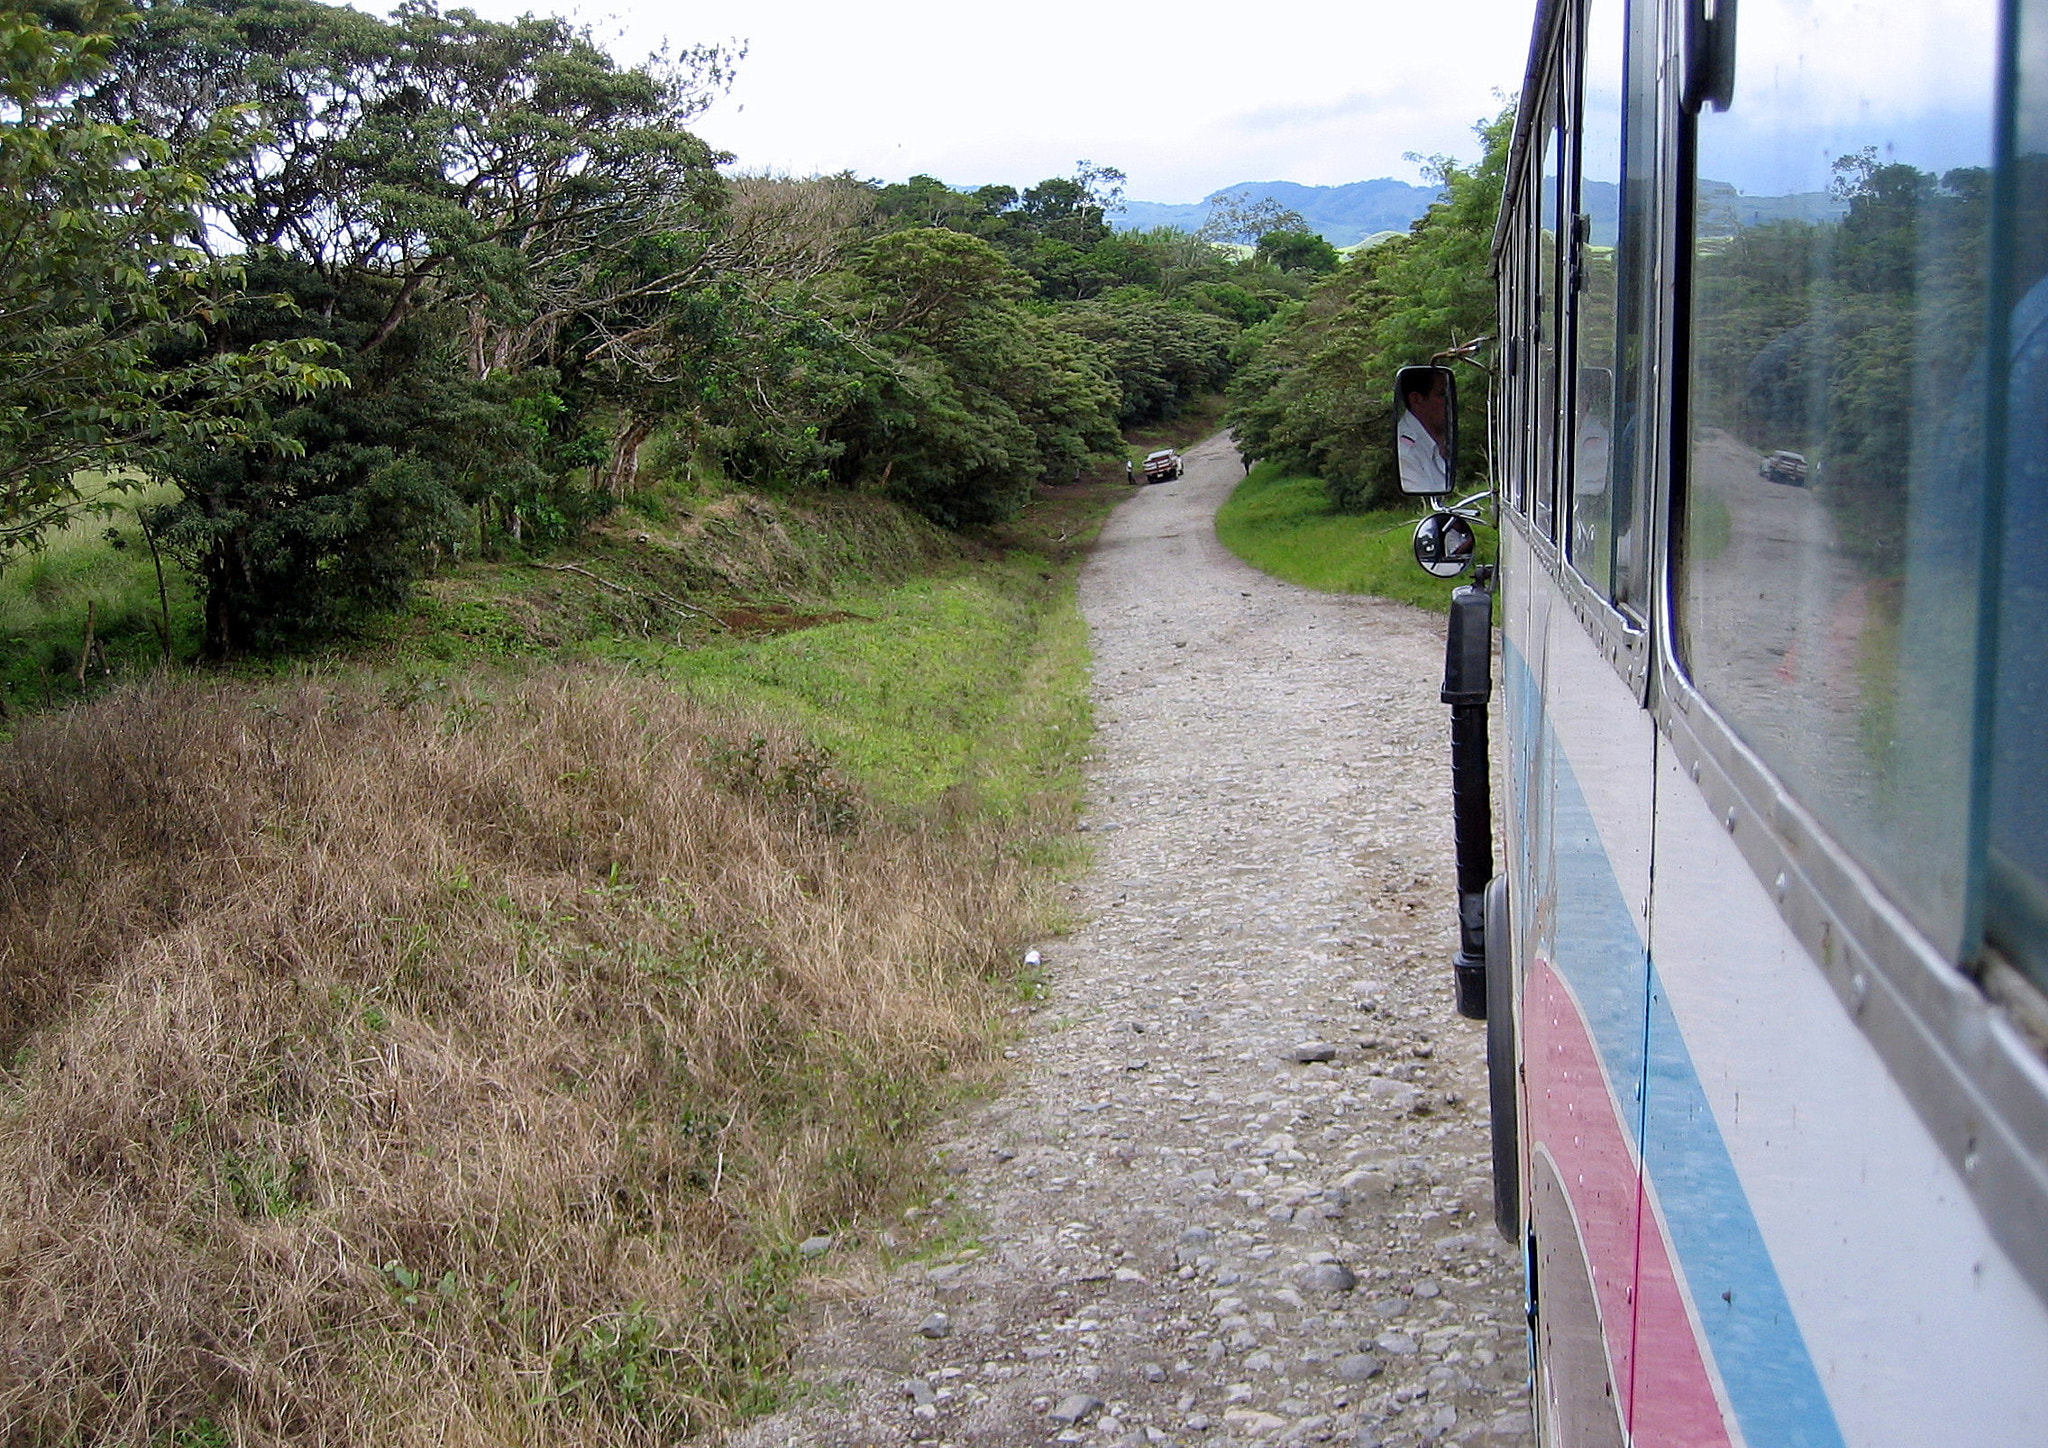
[1527,957,1734,1446]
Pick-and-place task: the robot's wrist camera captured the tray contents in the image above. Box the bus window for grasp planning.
[1500,222,1524,513]
[1608,0,1659,611]
[1569,0,1624,596]
[1535,101,1564,542]
[1678,0,1999,959]
[1514,182,1538,515]
[1992,0,2048,989]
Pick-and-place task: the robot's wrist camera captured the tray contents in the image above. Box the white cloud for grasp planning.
[459,0,1534,201]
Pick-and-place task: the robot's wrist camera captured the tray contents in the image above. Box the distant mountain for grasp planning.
[1115,176,1845,249]
[1115,178,1445,247]
[1696,179,1846,236]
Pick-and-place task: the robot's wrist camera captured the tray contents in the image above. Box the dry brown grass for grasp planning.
[0,669,1044,1445]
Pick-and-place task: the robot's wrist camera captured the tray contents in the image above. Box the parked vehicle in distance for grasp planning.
[1143,448,1182,482]
[1760,449,1811,485]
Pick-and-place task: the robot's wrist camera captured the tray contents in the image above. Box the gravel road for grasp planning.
[730,432,1534,1448]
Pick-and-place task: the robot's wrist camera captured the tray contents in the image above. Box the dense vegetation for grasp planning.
[0,0,1341,669]
[1226,109,1511,511]
[0,1,1334,1437]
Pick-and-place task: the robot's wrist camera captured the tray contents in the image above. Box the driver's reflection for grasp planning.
[1400,370,1452,493]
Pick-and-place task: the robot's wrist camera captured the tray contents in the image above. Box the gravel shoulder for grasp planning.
[729,432,1534,1448]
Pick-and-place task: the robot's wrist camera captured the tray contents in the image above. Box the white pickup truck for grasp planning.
[1142,448,1183,482]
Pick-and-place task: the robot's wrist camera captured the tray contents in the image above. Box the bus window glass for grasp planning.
[1516,178,1539,515]
[1501,224,1525,513]
[1608,0,1659,610]
[1535,105,1563,541]
[1679,0,1997,957]
[1570,0,1624,595]
[1991,0,2048,988]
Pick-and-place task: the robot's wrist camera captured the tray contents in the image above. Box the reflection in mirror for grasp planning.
[1394,365,1456,495]
[1413,512,1477,578]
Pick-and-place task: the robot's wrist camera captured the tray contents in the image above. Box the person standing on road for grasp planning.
[1126,459,1137,484]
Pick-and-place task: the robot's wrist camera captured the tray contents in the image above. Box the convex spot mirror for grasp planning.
[1394,363,1457,496]
[1414,511,1477,578]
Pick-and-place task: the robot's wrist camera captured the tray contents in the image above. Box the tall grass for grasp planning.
[0,670,1049,1444]
[1214,465,1498,612]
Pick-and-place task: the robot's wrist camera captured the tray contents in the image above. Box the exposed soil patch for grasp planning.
[718,604,863,636]
[731,432,1532,1448]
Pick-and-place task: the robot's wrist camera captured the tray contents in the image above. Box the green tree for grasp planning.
[1199,190,1307,246]
[1255,229,1340,275]
[824,229,1118,526]
[0,0,337,558]
[1058,293,1234,425]
[1227,109,1508,509]
[93,0,736,652]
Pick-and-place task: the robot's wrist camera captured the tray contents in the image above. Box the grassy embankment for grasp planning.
[1214,463,1499,612]
[0,463,1125,1442]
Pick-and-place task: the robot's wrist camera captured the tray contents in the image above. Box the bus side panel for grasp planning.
[1502,529,1659,1443]
[1644,756,2048,1446]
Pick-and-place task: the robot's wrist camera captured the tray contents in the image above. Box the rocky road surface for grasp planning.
[730,432,1533,1448]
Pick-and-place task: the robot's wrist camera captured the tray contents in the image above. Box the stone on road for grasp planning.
[728,431,1533,1447]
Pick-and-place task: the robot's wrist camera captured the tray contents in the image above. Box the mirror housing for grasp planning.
[1394,364,1458,496]
[1413,511,1478,577]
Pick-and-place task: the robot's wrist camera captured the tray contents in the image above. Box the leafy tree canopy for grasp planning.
[0,0,340,559]
[1227,108,1509,509]
[1255,229,1341,275]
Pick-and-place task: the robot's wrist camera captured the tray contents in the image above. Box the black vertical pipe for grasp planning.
[1442,570,1495,1019]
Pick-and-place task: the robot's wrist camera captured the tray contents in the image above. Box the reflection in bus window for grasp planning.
[1535,107,1563,541]
[1992,0,2048,989]
[1678,0,1998,958]
[1502,224,1526,513]
[1570,0,1624,595]
[1608,0,1658,610]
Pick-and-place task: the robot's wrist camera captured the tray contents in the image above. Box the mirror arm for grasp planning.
[1432,335,1496,374]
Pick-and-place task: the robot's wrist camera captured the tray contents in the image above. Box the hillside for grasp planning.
[1121,175,1848,248]
[1116,177,1444,245]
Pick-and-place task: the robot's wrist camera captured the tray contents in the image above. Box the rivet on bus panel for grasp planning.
[1724,806,1737,832]
[1774,873,1788,902]
[1690,760,1701,782]
[1851,973,1869,1015]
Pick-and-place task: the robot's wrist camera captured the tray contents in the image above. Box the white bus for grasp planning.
[1412,0,2048,1442]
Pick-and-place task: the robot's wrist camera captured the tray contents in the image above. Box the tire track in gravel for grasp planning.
[730,432,1535,1448]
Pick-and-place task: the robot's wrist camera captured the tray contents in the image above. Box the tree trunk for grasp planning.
[600,415,658,498]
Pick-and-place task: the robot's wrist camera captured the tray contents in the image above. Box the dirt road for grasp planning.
[731,433,1534,1448]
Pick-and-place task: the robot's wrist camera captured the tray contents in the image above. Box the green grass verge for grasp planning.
[0,479,199,709]
[1215,464,1498,612]
[3,479,1107,833]
[596,552,1089,814]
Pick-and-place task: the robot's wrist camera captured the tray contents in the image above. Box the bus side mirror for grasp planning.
[1394,363,1458,496]
[1414,511,1478,577]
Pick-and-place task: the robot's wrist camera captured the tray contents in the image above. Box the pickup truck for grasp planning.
[1759,449,1810,486]
[1143,448,1183,482]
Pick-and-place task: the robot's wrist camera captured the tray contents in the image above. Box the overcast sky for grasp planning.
[469,0,1537,203]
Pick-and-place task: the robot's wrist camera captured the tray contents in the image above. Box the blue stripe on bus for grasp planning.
[1506,640,1845,1448]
